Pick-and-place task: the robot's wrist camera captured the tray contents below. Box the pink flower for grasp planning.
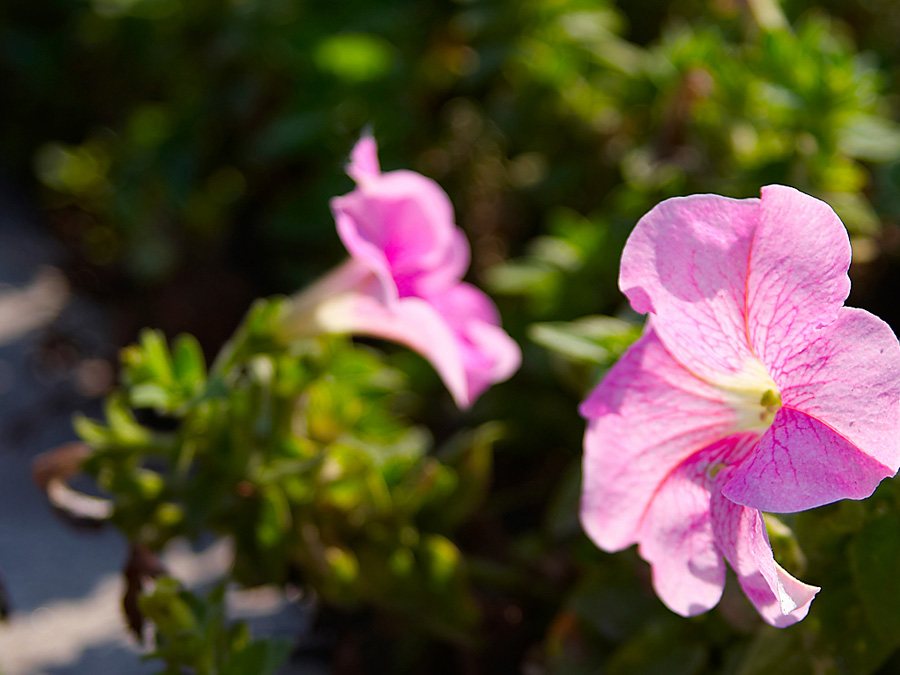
[580,185,900,626]
[282,136,521,409]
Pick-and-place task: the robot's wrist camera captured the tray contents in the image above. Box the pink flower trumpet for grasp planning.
[580,185,900,626]
[282,136,521,409]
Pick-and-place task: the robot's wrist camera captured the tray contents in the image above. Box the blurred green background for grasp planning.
[7,0,900,672]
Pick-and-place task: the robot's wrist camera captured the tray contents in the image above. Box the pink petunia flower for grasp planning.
[580,185,900,626]
[282,135,521,409]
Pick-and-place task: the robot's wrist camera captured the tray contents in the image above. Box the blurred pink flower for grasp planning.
[283,135,520,408]
[580,185,900,626]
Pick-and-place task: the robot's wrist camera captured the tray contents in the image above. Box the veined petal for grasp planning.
[580,329,741,551]
[776,307,900,474]
[638,444,732,617]
[710,484,819,627]
[724,307,900,512]
[619,193,760,381]
[747,186,852,369]
[723,406,894,513]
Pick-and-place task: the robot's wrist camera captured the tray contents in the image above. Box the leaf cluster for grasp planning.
[140,578,291,675]
[76,300,497,665]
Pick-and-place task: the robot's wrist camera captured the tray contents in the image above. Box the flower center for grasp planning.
[713,358,782,432]
[758,388,782,424]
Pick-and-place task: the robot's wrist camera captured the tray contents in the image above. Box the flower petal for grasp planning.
[776,307,900,473]
[279,259,381,332]
[747,185,852,368]
[710,485,819,627]
[427,283,521,404]
[308,281,519,409]
[346,134,381,183]
[723,405,895,513]
[580,329,741,551]
[332,170,456,290]
[410,229,471,297]
[638,445,731,617]
[331,197,399,305]
[618,193,760,381]
[723,308,900,512]
[312,291,470,407]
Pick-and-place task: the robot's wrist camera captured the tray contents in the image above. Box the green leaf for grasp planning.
[313,33,396,82]
[139,329,176,385]
[256,485,292,550]
[172,334,206,391]
[105,395,152,446]
[130,383,172,410]
[763,514,807,579]
[485,260,556,296]
[431,423,502,528]
[73,413,112,447]
[529,316,642,365]
[838,114,900,162]
[608,619,707,675]
[222,640,292,675]
[139,578,197,636]
[422,535,461,590]
[736,627,812,675]
[850,512,900,641]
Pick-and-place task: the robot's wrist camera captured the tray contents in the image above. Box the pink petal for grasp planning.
[723,308,900,512]
[308,281,519,409]
[747,185,852,369]
[331,198,400,305]
[618,193,760,381]
[427,283,521,404]
[280,258,381,329]
[710,484,819,627]
[637,444,734,616]
[460,320,522,404]
[580,329,741,551]
[313,291,471,407]
[333,171,455,275]
[776,307,900,473]
[723,406,894,513]
[346,134,381,183]
[429,281,501,327]
[299,135,520,408]
[410,229,471,297]
[331,146,458,302]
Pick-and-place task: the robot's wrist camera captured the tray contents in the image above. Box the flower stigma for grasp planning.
[759,388,782,425]
[712,358,782,432]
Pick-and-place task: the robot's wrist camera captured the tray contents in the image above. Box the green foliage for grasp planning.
[78,301,494,644]
[491,1,900,325]
[140,578,291,675]
[5,0,899,291]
